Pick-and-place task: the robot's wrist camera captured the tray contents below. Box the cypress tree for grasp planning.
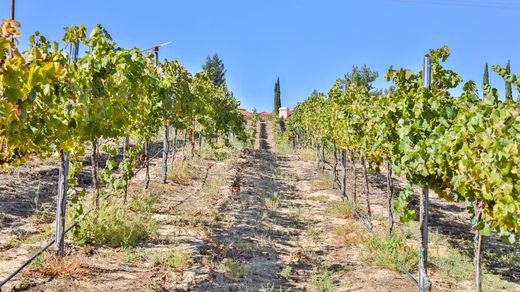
[505,60,513,102]
[274,77,281,114]
[483,62,489,87]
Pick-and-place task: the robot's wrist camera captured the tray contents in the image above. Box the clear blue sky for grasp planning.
[5,0,519,112]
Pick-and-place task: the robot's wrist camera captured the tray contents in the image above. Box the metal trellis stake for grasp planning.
[10,0,15,19]
[54,41,79,256]
[418,54,432,291]
[153,46,170,184]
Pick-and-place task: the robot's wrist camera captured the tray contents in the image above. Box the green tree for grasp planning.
[505,60,513,102]
[274,77,281,113]
[341,65,381,95]
[202,53,227,87]
[483,62,489,87]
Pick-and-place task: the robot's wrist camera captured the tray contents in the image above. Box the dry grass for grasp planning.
[199,147,230,161]
[332,223,365,247]
[147,249,193,270]
[325,201,359,219]
[308,194,329,202]
[297,148,315,162]
[312,178,331,190]
[205,172,226,197]
[168,161,196,185]
[24,252,85,278]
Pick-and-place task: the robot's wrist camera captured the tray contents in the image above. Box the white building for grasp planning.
[278,107,289,119]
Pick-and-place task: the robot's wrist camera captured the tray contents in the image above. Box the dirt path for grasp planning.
[190,120,415,290]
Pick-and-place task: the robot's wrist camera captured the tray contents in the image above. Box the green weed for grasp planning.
[309,266,334,292]
[68,192,157,247]
[281,265,292,279]
[308,194,329,202]
[222,258,252,281]
[167,161,195,185]
[265,192,281,210]
[365,232,417,272]
[307,226,323,241]
[326,200,359,219]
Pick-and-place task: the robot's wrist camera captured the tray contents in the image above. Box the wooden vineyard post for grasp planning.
[54,151,69,256]
[182,129,187,161]
[144,140,150,189]
[360,148,373,231]
[162,125,169,183]
[474,200,483,292]
[190,121,195,160]
[198,133,203,152]
[352,156,357,203]
[340,149,347,200]
[91,139,100,208]
[418,54,432,292]
[315,143,320,166]
[123,136,130,159]
[386,161,394,234]
[331,142,338,189]
[321,142,326,172]
[54,40,79,256]
[171,128,178,169]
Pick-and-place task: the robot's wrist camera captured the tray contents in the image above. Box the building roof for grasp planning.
[239,109,252,117]
[259,112,271,120]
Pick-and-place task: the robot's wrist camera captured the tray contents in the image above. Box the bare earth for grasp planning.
[0,120,518,291]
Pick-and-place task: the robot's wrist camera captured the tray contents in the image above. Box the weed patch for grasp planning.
[205,173,225,197]
[365,233,417,272]
[68,192,157,247]
[199,147,229,161]
[147,249,193,270]
[222,258,252,281]
[307,226,323,241]
[25,252,83,278]
[281,265,292,279]
[264,192,281,210]
[168,161,196,185]
[312,178,331,190]
[332,223,365,247]
[326,201,359,219]
[308,194,329,202]
[297,149,315,162]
